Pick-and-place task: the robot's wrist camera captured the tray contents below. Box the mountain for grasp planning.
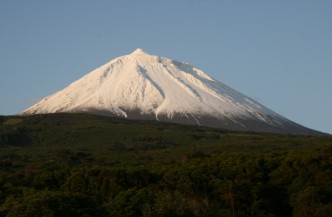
[21,48,322,135]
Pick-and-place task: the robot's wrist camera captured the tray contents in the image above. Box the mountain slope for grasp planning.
[21,48,322,135]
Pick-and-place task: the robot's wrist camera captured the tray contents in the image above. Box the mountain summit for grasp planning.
[21,48,321,134]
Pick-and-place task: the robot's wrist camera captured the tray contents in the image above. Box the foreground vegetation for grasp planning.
[0,113,331,217]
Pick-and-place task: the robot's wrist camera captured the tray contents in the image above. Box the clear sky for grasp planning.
[1,0,331,134]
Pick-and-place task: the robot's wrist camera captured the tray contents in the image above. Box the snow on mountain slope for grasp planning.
[21,48,321,135]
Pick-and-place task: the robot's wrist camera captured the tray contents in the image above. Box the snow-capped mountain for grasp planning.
[21,48,321,134]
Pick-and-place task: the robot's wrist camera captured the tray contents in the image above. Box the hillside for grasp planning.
[0,113,331,217]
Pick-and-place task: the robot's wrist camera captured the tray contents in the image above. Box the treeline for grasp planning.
[0,114,331,216]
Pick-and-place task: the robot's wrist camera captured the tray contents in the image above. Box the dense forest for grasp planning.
[0,114,331,217]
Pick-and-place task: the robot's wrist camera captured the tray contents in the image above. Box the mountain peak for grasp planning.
[130,48,149,56]
[21,49,322,135]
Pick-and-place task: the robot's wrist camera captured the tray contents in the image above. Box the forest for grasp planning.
[0,113,331,217]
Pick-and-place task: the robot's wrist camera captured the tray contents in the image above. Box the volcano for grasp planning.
[21,48,322,135]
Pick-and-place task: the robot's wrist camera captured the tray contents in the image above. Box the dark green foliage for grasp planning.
[0,113,331,217]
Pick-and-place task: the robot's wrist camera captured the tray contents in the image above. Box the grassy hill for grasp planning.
[0,113,331,217]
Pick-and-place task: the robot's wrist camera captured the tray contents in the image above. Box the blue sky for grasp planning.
[0,0,331,134]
